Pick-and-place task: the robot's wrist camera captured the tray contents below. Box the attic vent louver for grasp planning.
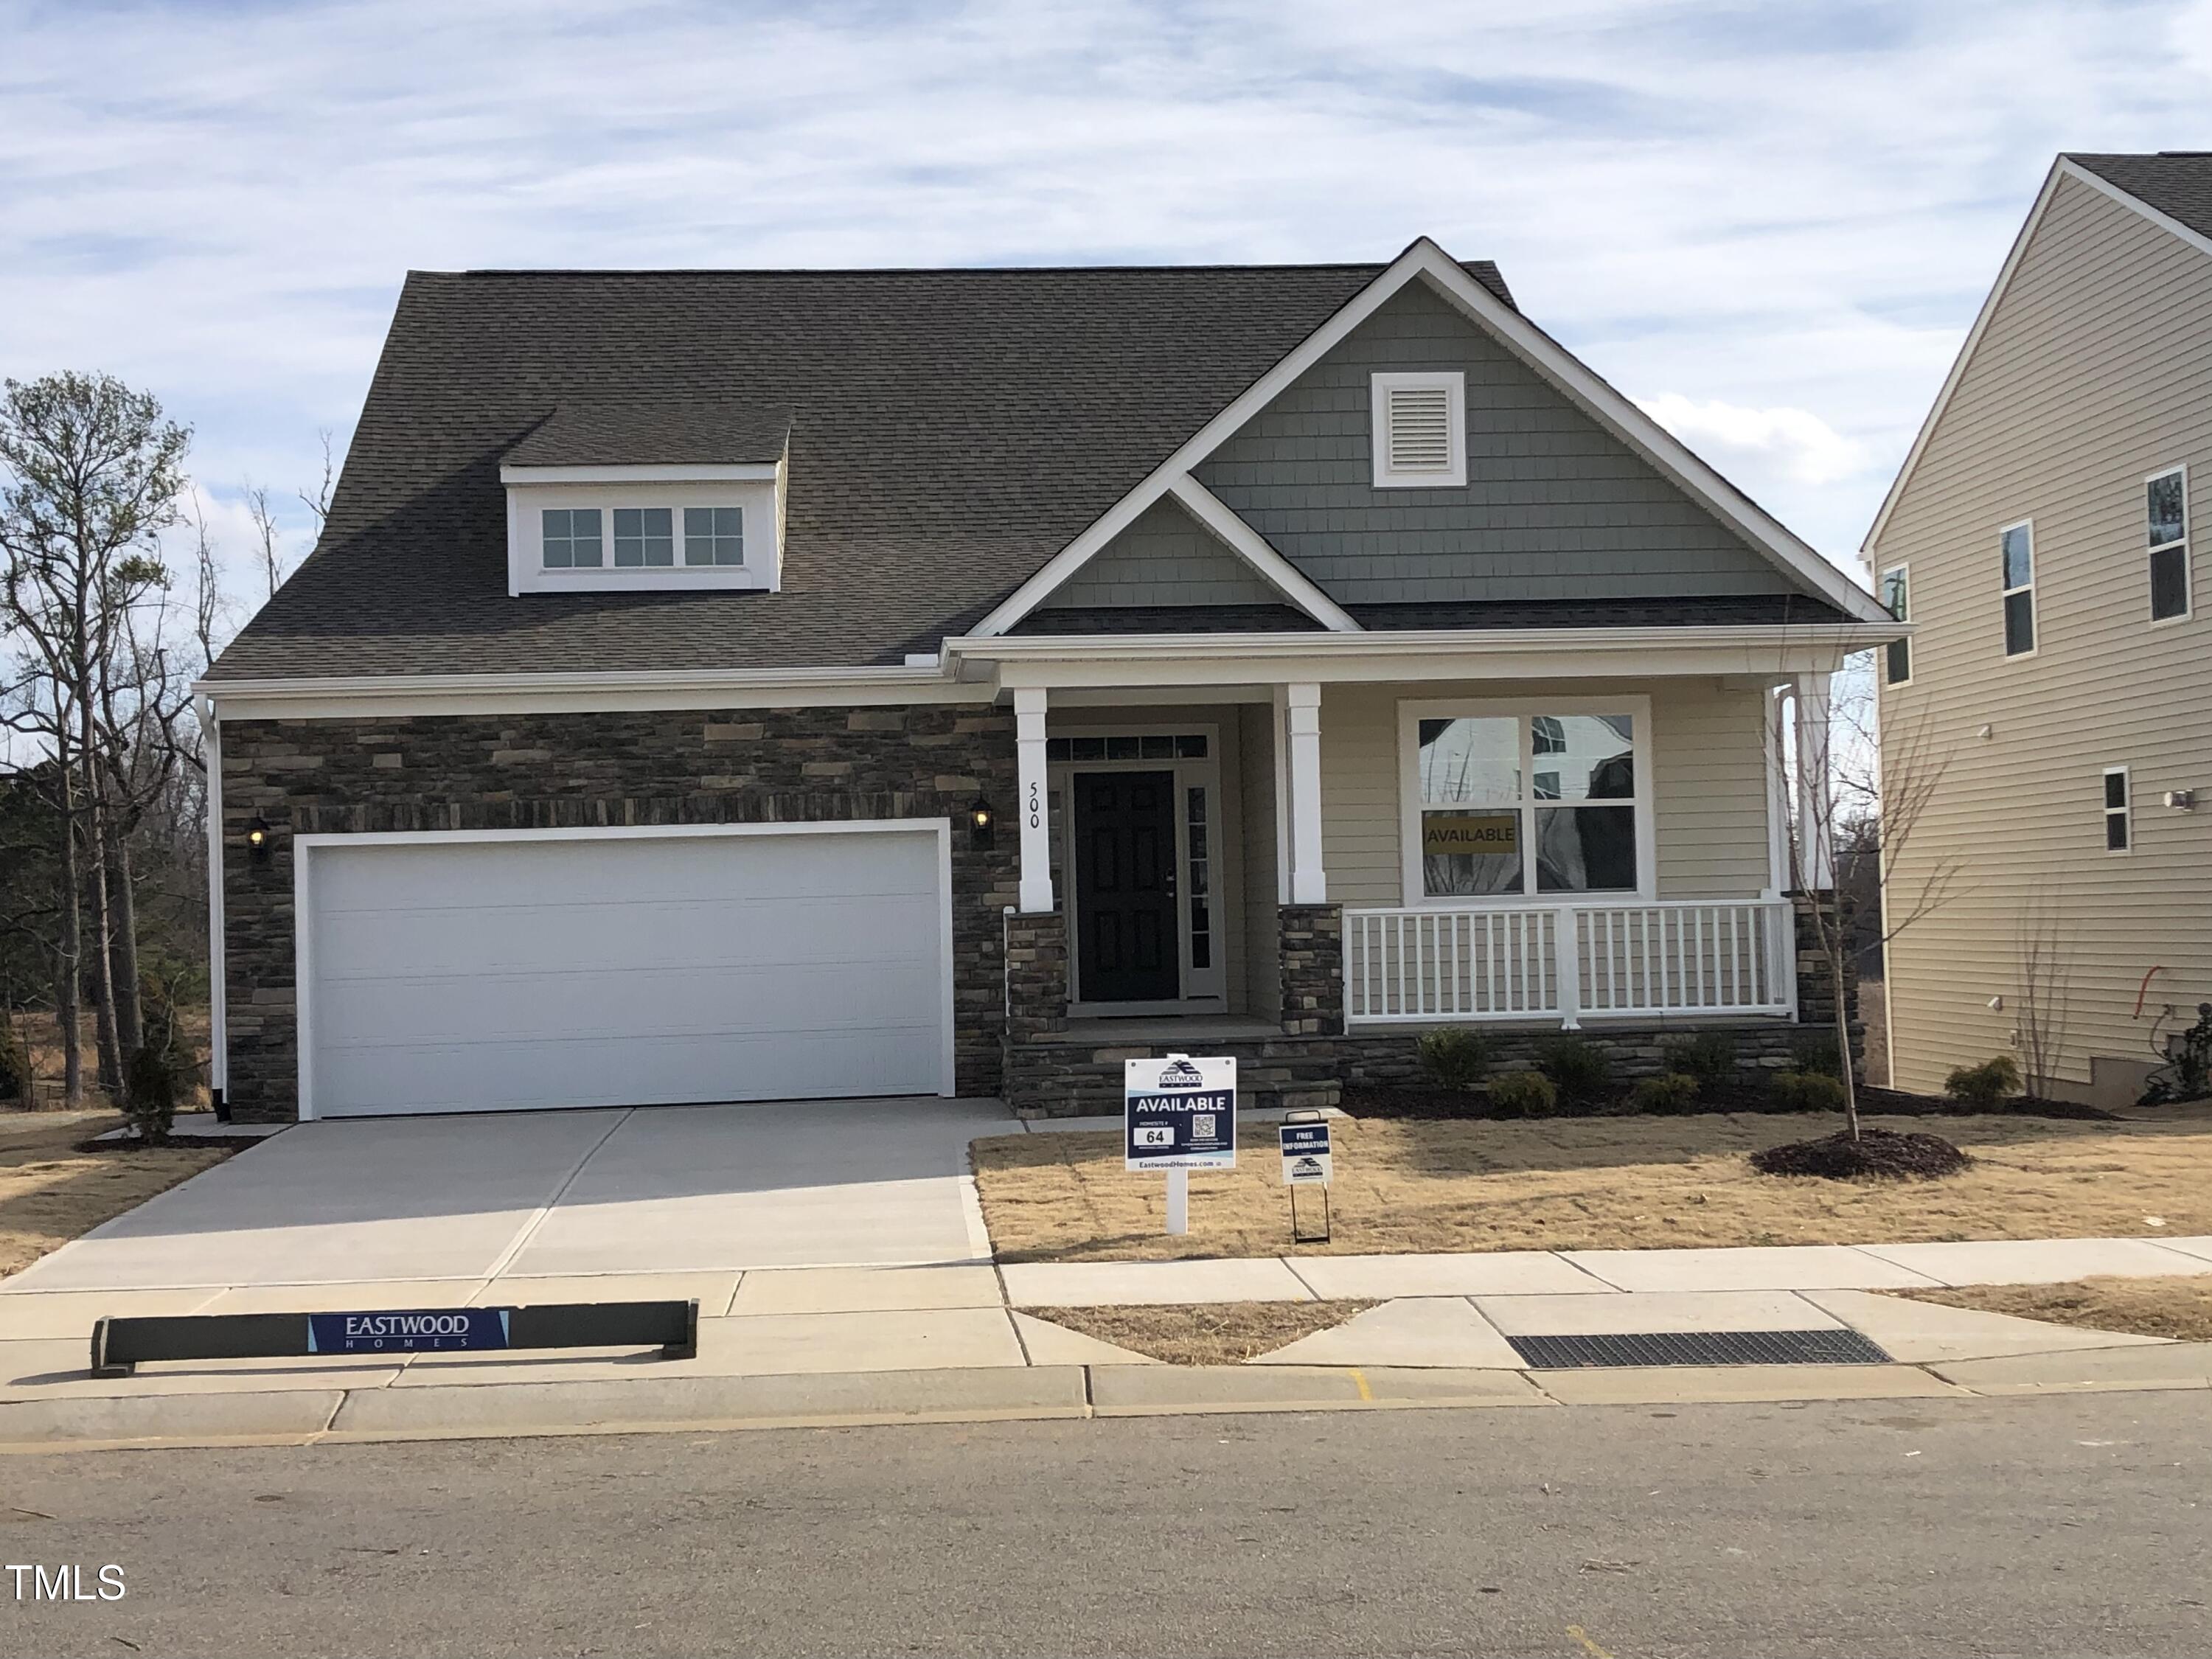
[1386,386,1453,473]
[1371,371,1467,488]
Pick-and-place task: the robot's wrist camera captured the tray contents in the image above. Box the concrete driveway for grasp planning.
[2,1097,1010,1295]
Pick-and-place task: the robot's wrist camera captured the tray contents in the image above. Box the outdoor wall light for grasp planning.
[244,815,274,860]
[968,795,997,850]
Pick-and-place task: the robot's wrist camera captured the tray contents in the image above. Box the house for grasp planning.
[1868,153,2212,1104]
[197,239,1899,1122]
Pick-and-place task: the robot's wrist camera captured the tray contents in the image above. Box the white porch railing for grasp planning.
[1343,900,1796,1027]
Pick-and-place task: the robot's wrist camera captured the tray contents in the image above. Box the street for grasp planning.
[1,1393,2206,1658]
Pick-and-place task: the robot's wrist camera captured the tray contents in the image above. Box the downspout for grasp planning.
[201,696,228,1119]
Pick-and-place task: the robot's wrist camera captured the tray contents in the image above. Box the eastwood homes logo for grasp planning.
[340,1313,473,1340]
[1156,1060,1204,1088]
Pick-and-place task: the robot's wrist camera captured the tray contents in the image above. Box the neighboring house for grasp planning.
[1869,152,2212,1103]
[198,239,1899,1123]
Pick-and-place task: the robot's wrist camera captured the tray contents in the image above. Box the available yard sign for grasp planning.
[1126,1054,1236,1237]
[306,1307,511,1355]
[1123,1054,1238,1171]
[1279,1119,1332,1186]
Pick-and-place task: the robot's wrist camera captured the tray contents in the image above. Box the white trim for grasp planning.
[975,237,1886,636]
[1793,672,1834,888]
[1396,695,1657,908]
[2103,763,2133,855]
[1762,682,1792,896]
[1865,156,2212,557]
[1286,683,1326,904]
[1164,477,1360,630]
[2000,518,2038,660]
[201,703,226,1099]
[1371,370,1468,488]
[1878,561,1913,687]
[1014,688,1053,913]
[498,463,781,485]
[2147,462,2192,625]
[291,818,958,1121]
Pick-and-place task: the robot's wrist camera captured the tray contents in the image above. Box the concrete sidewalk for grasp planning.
[3,1243,2210,1453]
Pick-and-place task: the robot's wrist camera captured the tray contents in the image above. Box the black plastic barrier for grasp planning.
[88,1299,700,1377]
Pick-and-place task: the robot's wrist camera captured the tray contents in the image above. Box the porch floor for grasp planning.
[1057,1016,1282,1044]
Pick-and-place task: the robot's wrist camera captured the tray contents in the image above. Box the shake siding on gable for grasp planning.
[1037,497,1286,610]
[1876,173,2212,1096]
[1194,281,1792,605]
[1317,679,1773,907]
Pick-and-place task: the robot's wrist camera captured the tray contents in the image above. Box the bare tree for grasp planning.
[1774,665,1964,1140]
[244,484,285,599]
[297,428,335,530]
[2013,900,2071,1099]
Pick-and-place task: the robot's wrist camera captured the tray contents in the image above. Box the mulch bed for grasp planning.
[72,1134,250,1153]
[1749,1126,1974,1180]
[1340,1079,2115,1124]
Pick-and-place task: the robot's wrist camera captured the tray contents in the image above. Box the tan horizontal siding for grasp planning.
[1874,171,2212,1093]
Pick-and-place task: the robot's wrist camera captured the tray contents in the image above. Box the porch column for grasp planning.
[1762,684,1792,896]
[1284,682,1326,905]
[1014,686,1054,914]
[1793,671,1834,889]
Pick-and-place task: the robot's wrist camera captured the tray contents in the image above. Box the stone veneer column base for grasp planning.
[1277,902,1344,1037]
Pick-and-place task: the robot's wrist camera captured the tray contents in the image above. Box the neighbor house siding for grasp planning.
[1036,497,1286,610]
[1317,678,1773,907]
[1194,280,1795,605]
[1874,171,2212,1096]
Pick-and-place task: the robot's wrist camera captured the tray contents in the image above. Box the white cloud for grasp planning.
[1638,394,1868,487]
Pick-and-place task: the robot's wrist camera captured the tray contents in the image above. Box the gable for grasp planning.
[1192,279,1795,605]
[1036,495,1289,611]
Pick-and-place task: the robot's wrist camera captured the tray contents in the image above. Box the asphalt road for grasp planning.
[1,1392,2206,1658]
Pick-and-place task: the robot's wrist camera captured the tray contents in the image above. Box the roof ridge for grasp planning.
[424,258,1502,279]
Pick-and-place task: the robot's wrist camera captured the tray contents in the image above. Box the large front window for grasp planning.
[1410,706,1643,900]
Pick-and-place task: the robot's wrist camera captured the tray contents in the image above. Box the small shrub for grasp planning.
[1628,1071,1702,1113]
[120,981,185,1144]
[1416,1026,1493,1092]
[1661,1031,1736,1083]
[1770,1070,1847,1112]
[1532,1034,1613,1103]
[1944,1055,2023,1110]
[1790,1031,1846,1079]
[0,1005,28,1103]
[1486,1069,1559,1119]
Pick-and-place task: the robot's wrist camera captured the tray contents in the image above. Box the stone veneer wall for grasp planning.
[1003,910,1069,1043]
[1276,902,1343,1036]
[220,705,1017,1121]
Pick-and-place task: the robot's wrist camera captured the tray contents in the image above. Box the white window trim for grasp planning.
[2147,464,2191,627]
[542,502,753,573]
[506,477,779,596]
[1370,370,1468,490]
[2000,518,2037,661]
[2104,765,2132,855]
[1046,723,1228,1014]
[1879,562,1913,688]
[1397,695,1657,908]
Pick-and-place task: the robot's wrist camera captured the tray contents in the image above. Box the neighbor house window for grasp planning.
[2148,467,2189,622]
[1880,564,1911,686]
[1371,372,1468,489]
[613,507,675,567]
[1406,704,1646,900]
[540,508,603,568]
[2000,521,2036,656]
[2104,766,2132,852]
[685,506,745,566]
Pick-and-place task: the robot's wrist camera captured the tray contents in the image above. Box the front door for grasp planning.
[1073,771,1180,1004]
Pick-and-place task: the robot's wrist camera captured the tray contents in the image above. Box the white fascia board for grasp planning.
[974,235,1884,635]
[1860,159,2070,557]
[1165,477,1360,630]
[498,462,782,485]
[195,662,980,721]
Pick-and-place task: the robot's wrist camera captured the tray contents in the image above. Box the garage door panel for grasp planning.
[316,891,943,982]
[304,829,951,1116]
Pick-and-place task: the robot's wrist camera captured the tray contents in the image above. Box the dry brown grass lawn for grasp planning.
[14,1008,213,1111]
[975,1112,2212,1263]
[1027,1301,1376,1365]
[0,1110,230,1279]
[1902,1276,2212,1343]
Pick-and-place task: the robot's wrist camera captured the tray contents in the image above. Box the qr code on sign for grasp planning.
[1192,1113,1217,1141]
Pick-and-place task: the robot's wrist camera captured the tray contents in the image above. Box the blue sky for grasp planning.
[5,0,2211,612]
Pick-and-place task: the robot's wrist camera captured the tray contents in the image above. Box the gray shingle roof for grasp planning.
[504,402,792,467]
[208,259,1514,681]
[2067,152,2212,242]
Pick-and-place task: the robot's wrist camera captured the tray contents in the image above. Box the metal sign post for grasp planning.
[1279,1111,1333,1244]
[1125,1054,1237,1236]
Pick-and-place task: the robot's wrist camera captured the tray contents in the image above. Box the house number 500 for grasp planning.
[1027,782,1041,829]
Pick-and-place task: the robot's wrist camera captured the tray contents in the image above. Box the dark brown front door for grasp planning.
[1074,771,1179,1004]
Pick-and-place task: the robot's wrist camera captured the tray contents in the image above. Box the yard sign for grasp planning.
[1124,1054,1236,1236]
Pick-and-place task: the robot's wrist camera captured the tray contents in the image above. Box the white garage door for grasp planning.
[299,825,952,1117]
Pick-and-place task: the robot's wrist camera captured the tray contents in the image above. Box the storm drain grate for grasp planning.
[1506,1329,1893,1369]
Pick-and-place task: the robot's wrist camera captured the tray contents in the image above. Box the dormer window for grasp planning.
[1371,371,1467,489]
[540,509,604,568]
[684,507,745,566]
[504,465,781,596]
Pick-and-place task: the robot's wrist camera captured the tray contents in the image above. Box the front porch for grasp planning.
[992,664,1850,1116]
